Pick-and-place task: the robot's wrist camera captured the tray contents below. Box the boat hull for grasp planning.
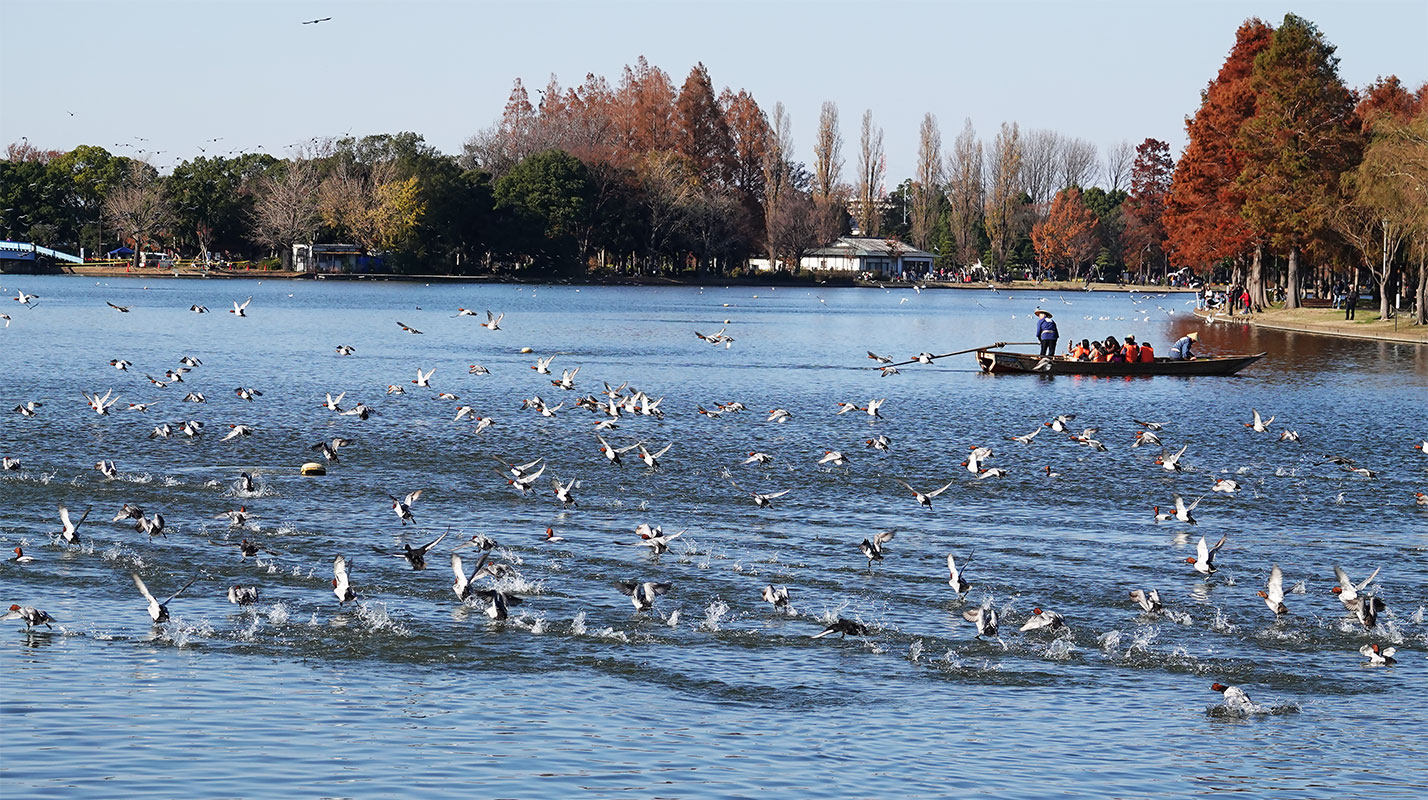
[975,351,1266,376]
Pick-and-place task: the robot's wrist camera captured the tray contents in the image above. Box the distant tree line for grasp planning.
[2,17,1424,321]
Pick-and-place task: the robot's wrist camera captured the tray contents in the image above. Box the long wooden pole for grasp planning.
[871,341,1040,369]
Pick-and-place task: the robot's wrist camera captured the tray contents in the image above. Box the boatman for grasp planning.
[1034,309,1058,357]
[1168,331,1198,360]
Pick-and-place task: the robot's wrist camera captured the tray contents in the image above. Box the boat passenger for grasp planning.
[1068,339,1091,360]
[1138,341,1155,362]
[1122,335,1141,362]
[1168,331,1199,360]
[1104,337,1126,363]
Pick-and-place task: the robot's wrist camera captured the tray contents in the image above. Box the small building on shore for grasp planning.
[751,236,935,278]
[293,243,387,274]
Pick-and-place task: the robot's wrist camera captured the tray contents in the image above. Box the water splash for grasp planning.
[1044,636,1077,660]
[570,611,587,635]
[354,602,410,636]
[666,609,680,628]
[698,599,729,632]
[267,602,290,625]
[908,639,924,663]
[1097,630,1122,652]
[1211,608,1235,633]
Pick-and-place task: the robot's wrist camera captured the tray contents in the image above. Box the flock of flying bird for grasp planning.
[3,285,1424,712]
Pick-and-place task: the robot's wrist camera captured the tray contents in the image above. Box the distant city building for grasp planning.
[751,236,933,278]
[293,243,386,274]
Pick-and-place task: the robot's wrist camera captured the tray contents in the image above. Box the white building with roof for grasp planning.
[751,236,935,278]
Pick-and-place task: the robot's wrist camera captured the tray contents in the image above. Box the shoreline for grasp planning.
[31,265,1197,293]
[1195,307,1427,345]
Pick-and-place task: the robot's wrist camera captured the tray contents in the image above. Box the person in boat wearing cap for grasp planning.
[1122,335,1141,363]
[1035,309,1058,357]
[1168,331,1199,360]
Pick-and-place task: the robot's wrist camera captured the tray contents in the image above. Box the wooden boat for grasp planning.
[975,349,1266,376]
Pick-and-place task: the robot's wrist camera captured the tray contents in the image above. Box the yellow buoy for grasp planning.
[300,462,326,476]
[519,347,533,354]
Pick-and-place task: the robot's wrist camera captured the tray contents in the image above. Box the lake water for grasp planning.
[2,276,1425,798]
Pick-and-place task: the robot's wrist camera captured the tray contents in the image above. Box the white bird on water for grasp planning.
[894,478,955,508]
[1186,534,1227,575]
[132,573,198,622]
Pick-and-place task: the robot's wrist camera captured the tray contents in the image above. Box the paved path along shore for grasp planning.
[1196,307,1428,344]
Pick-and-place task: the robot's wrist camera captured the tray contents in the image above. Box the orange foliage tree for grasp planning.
[1164,19,1273,296]
[1032,187,1100,278]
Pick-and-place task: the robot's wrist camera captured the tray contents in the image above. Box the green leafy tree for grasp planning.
[168,153,277,259]
[494,149,593,270]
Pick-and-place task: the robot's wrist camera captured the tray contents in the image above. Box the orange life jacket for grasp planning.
[1138,344,1155,362]
[1070,345,1088,359]
[1123,344,1140,362]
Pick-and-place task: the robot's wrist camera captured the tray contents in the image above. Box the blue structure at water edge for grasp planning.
[0,240,84,266]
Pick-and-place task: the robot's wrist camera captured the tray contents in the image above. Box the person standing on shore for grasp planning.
[1345,285,1358,320]
[1035,310,1059,357]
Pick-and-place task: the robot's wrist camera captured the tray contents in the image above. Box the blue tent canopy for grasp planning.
[107,246,134,256]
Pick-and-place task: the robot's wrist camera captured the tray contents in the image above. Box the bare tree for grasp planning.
[1104,140,1134,192]
[856,109,885,236]
[984,122,1024,269]
[910,112,942,249]
[638,151,695,273]
[812,101,843,201]
[768,190,820,271]
[946,118,984,266]
[1058,137,1099,190]
[812,101,846,244]
[103,162,172,269]
[1019,129,1059,211]
[252,159,320,270]
[761,101,794,267]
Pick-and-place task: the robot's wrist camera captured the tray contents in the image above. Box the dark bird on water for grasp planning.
[811,618,869,639]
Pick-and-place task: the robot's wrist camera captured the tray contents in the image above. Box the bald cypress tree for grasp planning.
[1236,13,1363,309]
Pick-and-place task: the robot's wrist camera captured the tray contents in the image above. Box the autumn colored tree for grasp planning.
[617,56,677,160]
[675,63,734,187]
[1334,106,1427,319]
[1122,138,1174,276]
[1237,14,1364,310]
[720,88,769,202]
[1032,187,1100,278]
[910,113,942,249]
[1165,18,1274,300]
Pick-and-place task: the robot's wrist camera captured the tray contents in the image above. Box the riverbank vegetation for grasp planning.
[1,15,1424,321]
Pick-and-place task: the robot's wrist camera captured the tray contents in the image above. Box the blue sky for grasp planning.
[2,0,1423,181]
